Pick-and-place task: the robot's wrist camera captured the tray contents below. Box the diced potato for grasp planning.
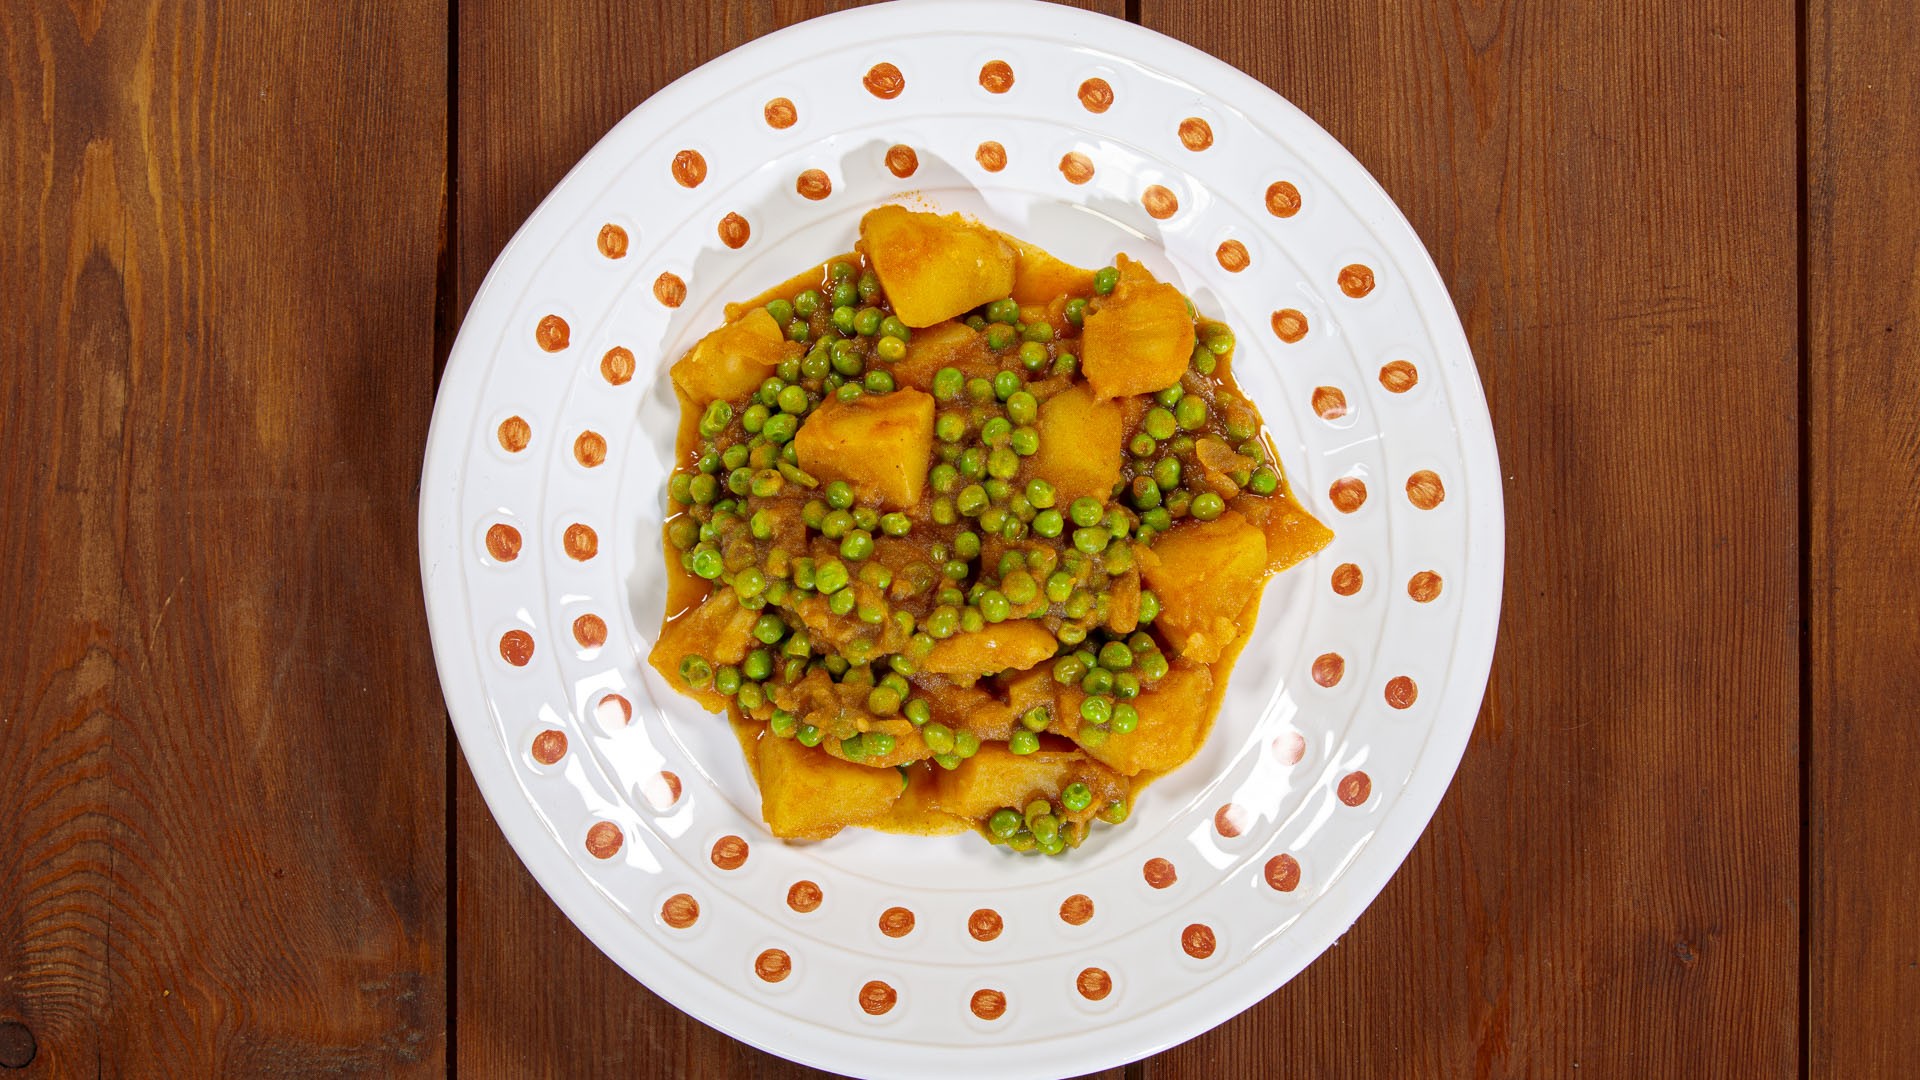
[929,744,1089,820]
[997,664,1059,724]
[915,677,1016,740]
[1244,487,1335,572]
[1138,510,1270,662]
[1079,256,1196,399]
[669,307,788,405]
[922,620,1058,677]
[757,731,903,839]
[860,205,1017,327]
[873,764,975,835]
[1006,237,1095,305]
[794,388,935,509]
[1079,659,1214,775]
[648,589,759,711]
[889,319,990,392]
[1029,384,1124,504]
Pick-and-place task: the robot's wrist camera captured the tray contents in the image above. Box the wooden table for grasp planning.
[2,0,1912,1075]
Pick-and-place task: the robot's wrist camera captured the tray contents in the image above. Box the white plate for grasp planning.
[420,2,1502,1075]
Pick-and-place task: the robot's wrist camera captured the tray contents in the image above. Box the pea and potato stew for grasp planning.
[650,205,1332,856]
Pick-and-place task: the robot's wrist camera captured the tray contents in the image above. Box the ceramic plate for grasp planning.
[420,2,1501,1075]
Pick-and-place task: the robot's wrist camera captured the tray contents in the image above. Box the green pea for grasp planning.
[1165,489,1192,518]
[871,512,908,538]
[1009,427,1039,457]
[936,412,967,444]
[867,684,902,716]
[1190,341,1217,375]
[1099,641,1133,670]
[1249,467,1279,495]
[699,400,732,438]
[1156,382,1184,407]
[944,559,969,581]
[1033,509,1063,538]
[1061,782,1093,813]
[988,807,1022,838]
[714,665,742,696]
[903,697,931,726]
[1175,395,1208,431]
[1021,319,1054,344]
[933,367,965,400]
[786,318,811,344]
[978,590,1011,623]
[986,477,1013,503]
[679,654,713,688]
[953,531,982,560]
[1110,702,1139,735]
[1103,541,1135,574]
[1069,497,1103,527]
[1006,829,1036,851]
[1002,570,1038,605]
[1022,478,1056,509]
[954,483,987,517]
[980,417,1012,447]
[1028,547,1058,578]
[797,723,823,747]
[877,315,910,341]
[668,473,695,507]
[1226,413,1258,442]
[696,448,721,474]
[1031,813,1059,845]
[841,530,874,560]
[1081,667,1113,696]
[831,278,859,307]
[857,271,882,302]
[965,377,996,404]
[1191,492,1225,520]
[830,305,857,335]
[1072,526,1109,555]
[769,709,799,738]
[734,568,768,599]
[762,414,797,444]
[931,497,958,525]
[926,607,959,639]
[1126,432,1156,459]
[823,480,853,509]
[1138,590,1161,625]
[738,404,769,436]
[828,588,856,615]
[922,722,956,755]
[831,260,856,283]
[765,298,794,324]
[875,336,907,363]
[1099,798,1129,824]
[840,734,868,760]
[987,372,1017,402]
[746,469,780,498]
[668,516,699,551]
[865,369,895,394]
[1153,457,1182,491]
[1052,352,1078,376]
[958,447,986,479]
[1018,341,1049,370]
[1054,655,1088,684]
[736,648,771,682]
[1143,407,1177,442]
[854,306,883,336]
[960,607,985,633]
[1093,267,1119,295]
[979,507,1008,534]
[1009,730,1040,755]
[985,298,1019,324]
[1141,507,1172,532]
[987,447,1019,479]
[1204,324,1236,355]
[1080,696,1112,726]
[820,509,852,539]
[690,548,724,579]
[815,559,850,594]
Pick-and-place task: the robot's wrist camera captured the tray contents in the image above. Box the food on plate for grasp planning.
[651,205,1331,855]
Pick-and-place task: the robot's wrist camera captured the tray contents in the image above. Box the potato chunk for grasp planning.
[922,620,1058,677]
[1030,384,1124,504]
[648,589,758,711]
[1080,256,1196,399]
[860,205,1016,327]
[757,731,903,839]
[669,307,788,405]
[1079,659,1214,775]
[929,744,1092,820]
[794,388,935,509]
[1138,510,1270,662]
[1006,237,1095,305]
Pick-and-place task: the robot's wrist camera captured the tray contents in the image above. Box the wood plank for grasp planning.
[1137,0,1802,1074]
[0,2,448,1073]
[450,3,1122,1076]
[1806,1,1920,1074]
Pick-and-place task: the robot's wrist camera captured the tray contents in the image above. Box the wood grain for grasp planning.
[1139,0,1801,1075]
[0,1,448,1073]
[449,3,1121,1076]
[1805,0,1920,1074]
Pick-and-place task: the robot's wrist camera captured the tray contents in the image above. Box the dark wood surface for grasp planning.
[1,0,1913,1076]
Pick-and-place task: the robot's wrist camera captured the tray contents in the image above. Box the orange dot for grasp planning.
[1380,359,1419,393]
[1408,571,1443,602]
[1182,923,1217,959]
[1265,180,1302,217]
[653,273,686,309]
[859,980,897,1015]
[599,693,633,726]
[1178,117,1213,151]
[979,60,1014,93]
[530,729,568,765]
[1078,77,1113,113]
[1329,477,1367,513]
[601,345,637,384]
[1339,263,1376,298]
[1386,676,1419,709]
[885,144,918,178]
[563,523,599,561]
[585,821,622,859]
[573,430,607,468]
[571,613,607,649]
[1311,652,1345,687]
[1271,308,1308,343]
[1216,240,1249,272]
[1077,967,1112,1001]
[1407,470,1446,509]
[1265,853,1302,892]
[1142,185,1178,219]
[863,62,904,99]
[970,988,1006,1021]
[671,149,706,188]
[1059,152,1094,185]
[535,314,570,352]
[1312,386,1348,421]
[975,141,1007,172]
[499,630,534,667]
[1338,771,1373,806]
[1059,894,1094,925]
[763,97,797,129]
[1274,730,1307,765]
[661,893,699,929]
[787,880,822,913]
[1331,562,1363,596]
[485,523,522,562]
[1143,857,1177,889]
[878,906,915,938]
[968,908,1003,942]
[796,169,832,200]
[718,212,750,249]
[497,416,531,453]
[645,768,681,809]
[1213,804,1244,839]
[754,948,790,983]
[597,223,628,259]
[710,834,749,871]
